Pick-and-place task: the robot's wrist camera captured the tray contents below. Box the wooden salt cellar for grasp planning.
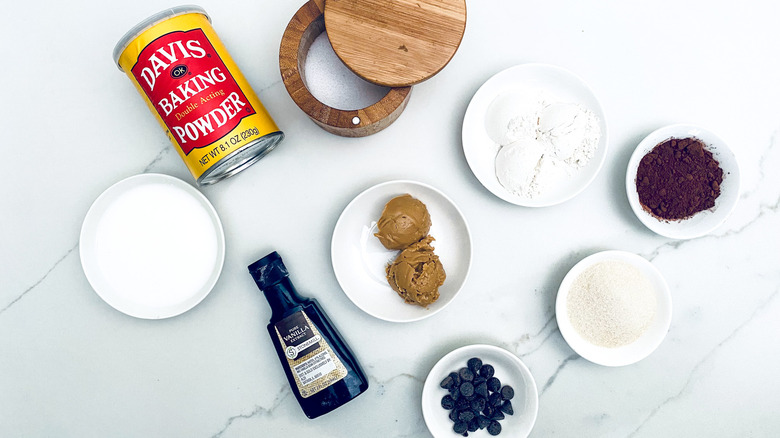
[280,0,467,137]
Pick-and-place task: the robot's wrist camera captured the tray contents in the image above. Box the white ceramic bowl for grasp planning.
[422,344,539,438]
[330,180,472,322]
[626,124,741,239]
[80,174,225,319]
[555,250,672,367]
[462,63,608,207]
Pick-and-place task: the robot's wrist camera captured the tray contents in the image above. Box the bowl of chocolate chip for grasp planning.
[422,345,538,437]
[626,124,741,239]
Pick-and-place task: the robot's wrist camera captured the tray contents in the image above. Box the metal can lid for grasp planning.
[112,5,210,71]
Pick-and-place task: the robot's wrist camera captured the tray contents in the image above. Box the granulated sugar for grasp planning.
[567,260,657,348]
[304,33,390,110]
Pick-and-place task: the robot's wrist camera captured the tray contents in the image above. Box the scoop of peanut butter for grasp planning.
[385,236,446,307]
[374,194,431,250]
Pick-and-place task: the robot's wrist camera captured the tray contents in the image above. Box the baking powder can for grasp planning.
[113,6,284,185]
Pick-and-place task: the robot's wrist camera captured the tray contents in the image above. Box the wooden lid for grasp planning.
[323,0,467,87]
[279,0,413,137]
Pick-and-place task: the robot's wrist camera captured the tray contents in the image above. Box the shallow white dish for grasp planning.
[331,180,471,322]
[462,63,608,207]
[626,124,741,239]
[422,344,538,438]
[555,250,672,367]
[80,174,225,319]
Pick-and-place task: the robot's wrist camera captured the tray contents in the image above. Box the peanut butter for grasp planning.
[374,194,431,250]
[385,236,446,307]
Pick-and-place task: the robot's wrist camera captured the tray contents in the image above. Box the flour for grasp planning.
[487,89,601,199]
[539,102,600,168]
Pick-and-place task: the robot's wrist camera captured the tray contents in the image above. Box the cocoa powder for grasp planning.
[636,137,723,220]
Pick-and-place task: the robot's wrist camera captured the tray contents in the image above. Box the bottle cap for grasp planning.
[248,251,289,289]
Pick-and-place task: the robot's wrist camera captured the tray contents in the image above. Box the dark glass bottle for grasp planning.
[248,251,369,419]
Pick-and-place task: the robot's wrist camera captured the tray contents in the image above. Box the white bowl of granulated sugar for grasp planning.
[555,250,672,366]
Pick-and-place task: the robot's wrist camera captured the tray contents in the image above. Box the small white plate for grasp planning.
[626,124,741,239]
[331,180,472,322]
[422,344,539,438]
[462,63,608,207]
[80,174,225,319]
[555,250,672,367]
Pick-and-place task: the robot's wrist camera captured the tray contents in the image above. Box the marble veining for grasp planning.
[513,314,558,357]
[142,147,174,174]
[628,287,780,437]
[210,388,291,438]
[0,245,77,316]
[538,353,581,397]
[2,0,779,437]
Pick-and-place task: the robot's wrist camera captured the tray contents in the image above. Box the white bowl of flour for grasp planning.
[463,64,608,207]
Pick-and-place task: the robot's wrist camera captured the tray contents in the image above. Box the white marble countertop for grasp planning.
[2,1,779,436]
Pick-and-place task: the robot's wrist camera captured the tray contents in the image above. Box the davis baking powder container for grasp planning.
[113,5,284,185]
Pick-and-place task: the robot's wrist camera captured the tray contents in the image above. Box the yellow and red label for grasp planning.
[117,12,279,180]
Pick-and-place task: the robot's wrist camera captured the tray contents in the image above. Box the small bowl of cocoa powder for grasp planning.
[626,124,741,239]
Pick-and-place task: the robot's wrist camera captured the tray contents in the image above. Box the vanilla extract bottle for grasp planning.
[248,251,368,419]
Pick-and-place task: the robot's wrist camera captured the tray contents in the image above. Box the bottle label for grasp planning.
[274,310,347,398]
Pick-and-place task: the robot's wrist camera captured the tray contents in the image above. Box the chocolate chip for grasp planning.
[500,400,514,415]
[459,367,474,382]
[450,372,461,387]
[459,381,474,397]
[500,385,514,401]
[439,358,512,436]
[440,375,455,390]
[458,410,475,422]
[467,357,482,374]
[470,397,486,413]
[475,381,489,398]
[489,392,503,407]
[487,377,501,393]
[478,364,494,379]
[487,420,502,436]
